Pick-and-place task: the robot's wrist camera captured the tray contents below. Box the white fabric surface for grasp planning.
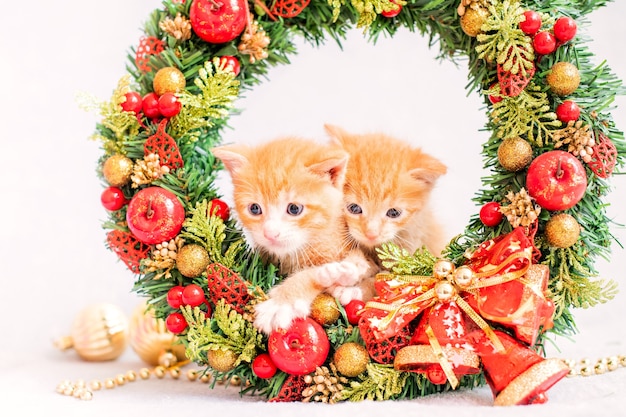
[2,1,626,416]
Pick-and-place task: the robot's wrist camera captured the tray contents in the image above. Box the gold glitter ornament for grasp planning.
[102,154,134,187]
[460,6,489,37]
[498,137,534,172]
[310,292,340,326]
[54,303,129,361]
[545,213,581,248]
[153,66,186,96]
[128,301,187,366]
[546,62,580,96]
[333,342,369,377]
[207,349,238,373]
[176,243,210,277]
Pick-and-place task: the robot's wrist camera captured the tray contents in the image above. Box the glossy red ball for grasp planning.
[165,312,188,334]
[219,56,241,76]
[189,0,247,44]
[268,317,330,375]
[381,0,402,18]
[101,186,127,211]
[479,202,503,227]
[158,93,182,118]
[182,284,206,307]
[142,92,161,119]
[488,82,503,104]
[519,10,542,35]
[126,186,186,245]
[166,285,185,309]
[533,31,556,55]
[252,353,278,379]
[208,198,230,221]
[344,299,366,325]
[553,16,577,42]
[556,100,580,123]
[121,91,143,114]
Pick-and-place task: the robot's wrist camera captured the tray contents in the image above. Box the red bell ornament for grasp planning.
[189,0,247,44]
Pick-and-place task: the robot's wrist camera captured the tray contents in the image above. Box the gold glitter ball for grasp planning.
[460,6,489,37]
[546,62,580,96]
[153,67,186,96]
[310,292,340,326]
[545,213,581,248]
[498,137,533,172]
[102,154,133,187]
[176,244,210,278]
[333,342,369,377]
[207,349,239,373]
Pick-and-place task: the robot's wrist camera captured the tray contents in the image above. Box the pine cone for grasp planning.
[159,13,192,41]
[500,188,541,228]
[131,153,170,187]
[301,364,348,404]
[143,237,185,279]
[238,15,270,63]
[553,121,595,162]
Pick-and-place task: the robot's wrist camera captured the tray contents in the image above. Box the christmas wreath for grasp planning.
[85,0,625,405]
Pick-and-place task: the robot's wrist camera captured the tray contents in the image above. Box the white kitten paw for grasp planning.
[315,261,360,288]
[330,285,364,305]
[253,297,310,334]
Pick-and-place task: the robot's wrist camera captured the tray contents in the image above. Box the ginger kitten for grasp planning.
[212,137,378,334]
[325,124,449,261]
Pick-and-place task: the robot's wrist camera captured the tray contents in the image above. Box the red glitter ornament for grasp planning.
[206,263,251,314]
[588,132,617,178]
[144,119,184,170]
[135,36,165,72]
[271,0,311,18]
[106,230,151,274]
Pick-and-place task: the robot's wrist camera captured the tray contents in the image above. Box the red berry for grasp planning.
[101,186,127,211]
[182,284,206,307]
[556,100,580,123]
[166,285,185,309]
[344,299,365,325]
[553,16,577,42]
[165,312,188,334]
[208,198,230,221]
[219,56,241,76]
[158,92,182,118]
[479,202,503,227]
[121,91,143,114]
[381,0,402,18]
[519,10,542,35]
[251,353,277,379]
[533,31,557,55]
[488,83,503,104]
[142,92,161,119]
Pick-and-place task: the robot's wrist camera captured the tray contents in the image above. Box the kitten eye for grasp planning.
[248,203,263,216]
[386,208,402,218]
[347,203,363,214]
[286,203,304,216]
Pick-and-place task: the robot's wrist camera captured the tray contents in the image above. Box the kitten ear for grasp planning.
[408,154,447,187]
[307,152,349,188]
[211,145,249,174]
[323,124,349,146]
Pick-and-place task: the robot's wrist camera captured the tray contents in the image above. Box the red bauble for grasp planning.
[142,92,161,119]
[165,312,188,334]
[189,0,247,44]
[121,91,143,114]
[182,284,206,307]
[519,10,542,35]
[252,353,278,379]
[101,186,128,211]
[526,150,587,211]
[533,31,556,55]
[219,56,241,76]
[479,201,503,227]
[344,299,365,325]
[556,100,580,123]
[208,198,230,221]
[488,83,503,104]
[166,285,185,309]
[268,317,330,375]
[553,16,577,42]
[126,186,186,245]
[381,0,402,18]
[158,93,182,118]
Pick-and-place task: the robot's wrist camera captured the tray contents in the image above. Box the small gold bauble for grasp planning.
[207,349,238,373]
[102,154,134,187]
[433,259,455,279]
[453,265,474,288]
[546,62,581,96]
[310,292,340,326]
[497,137,534,172]
[435,281,456,301]
[333,342,369,377]
[153,66,186,96]
[128,301,187,366]
[55,303,129,361]
[545,213,581,248]
[460,6,490,37]
[176,244,210,278]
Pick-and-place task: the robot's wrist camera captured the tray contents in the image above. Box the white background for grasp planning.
[1,1,625,416]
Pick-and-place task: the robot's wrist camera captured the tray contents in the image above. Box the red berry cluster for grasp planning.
[165,283,212,334]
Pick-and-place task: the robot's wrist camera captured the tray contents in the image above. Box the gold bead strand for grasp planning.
[565,355,626,377]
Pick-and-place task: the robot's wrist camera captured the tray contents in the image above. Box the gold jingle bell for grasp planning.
[55,303,129,361]
[128,301,187,367]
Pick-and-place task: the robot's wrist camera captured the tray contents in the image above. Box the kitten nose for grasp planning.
[263,225,281,241]
[365,230,379,240]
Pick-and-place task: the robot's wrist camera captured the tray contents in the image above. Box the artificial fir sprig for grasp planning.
[376,243,438,275]
[340,363,409,401]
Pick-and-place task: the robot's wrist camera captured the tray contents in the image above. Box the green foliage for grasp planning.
[376,243,438,275]
[341,363,409,401]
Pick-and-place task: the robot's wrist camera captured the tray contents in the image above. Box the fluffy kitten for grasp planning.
[212,137,378,334]
[325,124,449,262]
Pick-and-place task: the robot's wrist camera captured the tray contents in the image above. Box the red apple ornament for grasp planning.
[126,186,185,244]
[268,317,330,375]
[526,150,587,211]
[189,0,247,44]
